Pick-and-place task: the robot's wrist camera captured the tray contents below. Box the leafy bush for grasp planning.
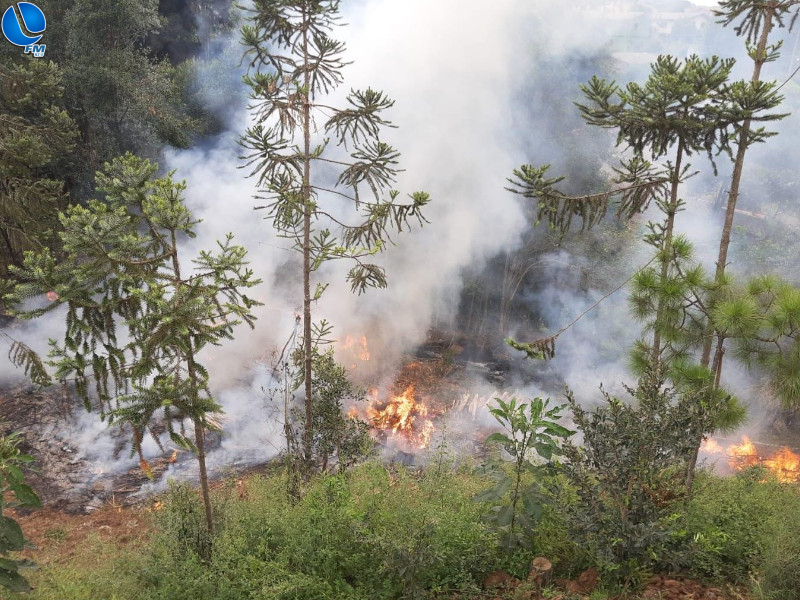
[561,368,704,588]
[22,458,800,600]
[153,480,223,561]
[474,397,571,552]
[143,462,499,600]
[687,467,800,600]
[0,430,42,593]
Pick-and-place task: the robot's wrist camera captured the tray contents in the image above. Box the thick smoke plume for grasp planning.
[4,0,800,484]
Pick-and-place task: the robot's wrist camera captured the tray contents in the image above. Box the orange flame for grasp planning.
[342,335,370,360]
[764,447,800,483]
[341,335,371,369]
[357,336,370,362]
[140,458,153,478]
[366,386,436,450]
[727,436,759,469]
[702,436,800,483]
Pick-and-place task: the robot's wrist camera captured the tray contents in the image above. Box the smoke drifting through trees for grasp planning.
[4,0,800,479]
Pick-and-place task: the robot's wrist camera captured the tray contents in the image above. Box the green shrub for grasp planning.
[155,480,218,560]
[561,369,702,588]
[15,534,149,600]
[759,520,800,600]
[687,467,800,600]
[142,461,500,600]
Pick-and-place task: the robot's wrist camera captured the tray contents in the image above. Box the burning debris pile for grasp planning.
[365,386,437,450]
[342,334,508,453]
[702,436,800,483]
[340,335,464,452]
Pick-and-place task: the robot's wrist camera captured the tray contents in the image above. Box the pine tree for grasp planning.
[713,274,800,408]
[508,56,758,493]
[239,0,429,472]
[8,154,261,534]
[699,0,797,371]
[0,59,77,282]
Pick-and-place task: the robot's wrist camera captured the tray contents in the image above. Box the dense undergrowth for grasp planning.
[11,461,800,600]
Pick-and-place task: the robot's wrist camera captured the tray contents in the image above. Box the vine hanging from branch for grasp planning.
[506,256,657,361]
[506,158,669,237]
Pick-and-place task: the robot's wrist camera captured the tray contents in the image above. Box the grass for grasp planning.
[7,463,800,600]
[687,467,800,600]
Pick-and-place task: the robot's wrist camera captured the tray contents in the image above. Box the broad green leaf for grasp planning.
[516,511,535,531]
[527,501,544,521]
[533,441,553,460]
[4,465,24,485]
[542,422,574,438]
[0,558,19,572]
[0,517,25,552]
[9,483,41,509]
[472,476,511,502]
[484,432,512,446]
[0,566,31,593]
[496,505,515,527]
[522,485,547,515]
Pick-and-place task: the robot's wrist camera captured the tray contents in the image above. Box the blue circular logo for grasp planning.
[2,2,46,47]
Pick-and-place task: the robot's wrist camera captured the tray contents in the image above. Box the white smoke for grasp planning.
[6,0,800,486]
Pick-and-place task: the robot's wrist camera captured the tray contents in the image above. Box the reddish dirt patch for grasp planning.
[10,503,152,564]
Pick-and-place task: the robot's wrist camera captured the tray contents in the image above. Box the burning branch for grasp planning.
[365,386,437,450]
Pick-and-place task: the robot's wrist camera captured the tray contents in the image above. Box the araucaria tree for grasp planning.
[239,0,430,471]
[8,154,261,533]
[507,55,735,361]
[700,0,795,371]
[575,55,737,361]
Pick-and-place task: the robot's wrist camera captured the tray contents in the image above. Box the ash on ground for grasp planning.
[0,380,179,513]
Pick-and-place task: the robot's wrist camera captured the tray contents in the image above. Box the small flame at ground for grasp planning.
[341,335,370,362]
[702,436,800,482]
[366,386,436,450]
[727,436,759,469]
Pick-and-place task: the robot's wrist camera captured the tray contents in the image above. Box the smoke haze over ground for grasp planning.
[4,0,800,484]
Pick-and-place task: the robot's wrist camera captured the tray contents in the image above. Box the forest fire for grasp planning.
[764,448,800,483]
[341,335,370,366]
[365,386,437,450]
[701,436,800,483]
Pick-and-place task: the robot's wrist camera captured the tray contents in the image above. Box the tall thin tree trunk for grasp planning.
[301,9,314,474]
[652,139,684,361]
[689,7,775,497]
[170,230,214,533]
[685,444,700,498]
[701,7,775,369]
[500,252,512,336]
[193,416,214,534]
